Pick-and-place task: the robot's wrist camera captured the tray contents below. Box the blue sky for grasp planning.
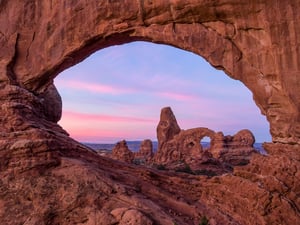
[54,41,271,143]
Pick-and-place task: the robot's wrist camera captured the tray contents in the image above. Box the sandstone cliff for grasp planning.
[0,1,299,224]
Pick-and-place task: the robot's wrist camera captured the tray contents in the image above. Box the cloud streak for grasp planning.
[59,111,157,143]
[157,91,199,101]
[55,80,135,95]
[61,111,156,123]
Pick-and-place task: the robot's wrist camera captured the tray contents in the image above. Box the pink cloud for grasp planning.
[158,91,198,101]
[68,129,156,143]
[59,111,157,143]
[55,80,135,95]
[61,111,156,123]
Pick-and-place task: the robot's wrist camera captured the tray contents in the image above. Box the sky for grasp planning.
[54,41,271,143]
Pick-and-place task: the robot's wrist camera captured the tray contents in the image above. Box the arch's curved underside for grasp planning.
[1,0,300,144]
[0,1,299,224]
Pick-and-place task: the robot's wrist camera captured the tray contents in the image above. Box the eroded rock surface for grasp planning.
[0,1,300,225]
[1,0,300,143]
[156,107,181,151]
[112,140,134,163]
[154,107,256,168]
[134,139,154,164]
[210,129,256,166]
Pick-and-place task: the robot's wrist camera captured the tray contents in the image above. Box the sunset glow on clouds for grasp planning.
[59,111,156,143]
[55,41,271,143]
[56,79,135,95]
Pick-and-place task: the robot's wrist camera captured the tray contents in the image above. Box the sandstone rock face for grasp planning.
[111,208,153,225]
[154,107,256,168]
[1,0,299,143]
[134,139,154,164]
[157,107,181,151]
[112,140,134,163]
[154,127,215,164]
[1,1,300,225]
[211,129,256,165]
[38,83,62,123]
[233,129,256,147]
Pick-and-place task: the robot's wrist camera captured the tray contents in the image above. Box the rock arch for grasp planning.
[1,0,300,144]
[1,2,300,224]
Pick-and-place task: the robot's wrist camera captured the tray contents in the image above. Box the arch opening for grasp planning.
[201,136,211,151]
[54,41,271,146]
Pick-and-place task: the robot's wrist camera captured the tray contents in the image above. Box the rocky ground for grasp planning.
[1,131,299,225]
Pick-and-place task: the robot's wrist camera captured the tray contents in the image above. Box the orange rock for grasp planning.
[134,139,154,164]
[112,140,134,163]
[154,107,256,168]
[156,107,181,152]
[0,1,300,224]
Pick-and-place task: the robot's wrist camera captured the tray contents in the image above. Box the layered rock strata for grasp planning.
[0,1,300,224]
[210,129,256,165]
[1,0,300,143]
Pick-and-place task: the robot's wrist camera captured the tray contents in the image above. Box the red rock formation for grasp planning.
[233,129,256,147]
[134,139,154,164]
[0,1,300,224]
[211,129,256,165]
[1,0,299,143]
[156,107,181,151]
[112,140,134,163]
[111,208,153,225]
[154,127,215,164]
[153,107,256,173]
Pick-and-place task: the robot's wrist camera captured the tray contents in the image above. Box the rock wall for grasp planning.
[1,0,300,143]
[0,1,300,225]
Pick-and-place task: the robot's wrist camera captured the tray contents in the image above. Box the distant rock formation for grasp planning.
[134,139,154,164]
[155,126,216,164]
[153,107,256,168]
[211,129,256,165]
[109,107,257,175]
[112,140,134,163]
[156,107,181,151]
